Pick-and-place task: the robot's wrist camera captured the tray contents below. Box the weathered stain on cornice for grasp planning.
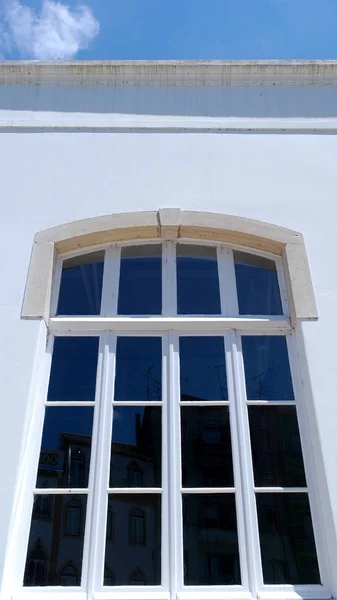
[1,60,337,86]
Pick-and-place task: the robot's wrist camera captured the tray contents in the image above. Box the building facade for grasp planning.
[0,61,337,600]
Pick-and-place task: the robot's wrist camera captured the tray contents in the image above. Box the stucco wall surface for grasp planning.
[0,65,337,594]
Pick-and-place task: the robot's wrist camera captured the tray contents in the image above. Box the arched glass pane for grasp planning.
[177,245,221,315]
[57,251,104,315]
[234,251,283,315]
[118,245,162,315]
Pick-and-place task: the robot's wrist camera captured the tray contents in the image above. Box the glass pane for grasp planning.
[47,337,99,402]
[183,494,240,585]
[256,494,320,584]
[37,407,94,488]
[118,245,162,315]
[180,337,227,401]
[249,407,306,487]
[242,336,294,401]
[23,494,87,586]
[181,407,233,487]
[105,494,161,585]
[234,251,283,315]
[114,337,162,401]
[177,245,221,315]
[57,251,104,315]
[110,407,161,487]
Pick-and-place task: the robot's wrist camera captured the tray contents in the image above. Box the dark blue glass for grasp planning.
[249,406,306,487]
[181,407,233,487]
[256,494,320,584]
[37,407,94,488]
[110,406,162,487]
[105,495,161,585]
[234,251,283,315]
[114,337,162,401]
[177,245,221,315]
[242,336,294,401]
[57,251,104,315]
[47,337,99,402]
[179,337,227,401]
[118,245,162,315]
[24,495,87,586]
[183,494,240,585]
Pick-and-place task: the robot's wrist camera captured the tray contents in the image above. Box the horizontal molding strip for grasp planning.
[2,112,337,131]
[49,317,292,332]
[2,60,337,86]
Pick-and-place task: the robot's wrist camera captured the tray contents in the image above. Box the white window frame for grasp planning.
[6,239,330,600]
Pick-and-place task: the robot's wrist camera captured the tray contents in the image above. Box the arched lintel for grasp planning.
[21,208,318,324]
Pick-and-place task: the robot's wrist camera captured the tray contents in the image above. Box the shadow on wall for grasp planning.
[1,84,337,117]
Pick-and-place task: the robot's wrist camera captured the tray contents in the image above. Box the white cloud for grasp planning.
[0,0,100,59]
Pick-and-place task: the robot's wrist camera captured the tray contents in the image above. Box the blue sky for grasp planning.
[0,0,337,61]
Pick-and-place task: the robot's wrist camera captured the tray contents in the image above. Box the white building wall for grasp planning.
[0,62,337,593]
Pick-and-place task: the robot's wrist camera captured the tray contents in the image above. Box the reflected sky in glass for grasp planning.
[180,337,227,400]
[118,245,162,315]
[242,336,294,401]
[183,494,240,585]
[47,337,99,402]
[234,251,283,315]
[57,252,104,316]
[114,337,162,401]
[110,406,161,487]
[257,493,320,584]
[177,245,221,315]
[181,407,233,487]
[105,494,161,585]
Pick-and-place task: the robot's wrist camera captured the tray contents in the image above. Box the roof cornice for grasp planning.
[1,60,337,85]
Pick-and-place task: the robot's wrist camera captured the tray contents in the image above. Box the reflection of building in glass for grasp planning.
[24,408,161,587]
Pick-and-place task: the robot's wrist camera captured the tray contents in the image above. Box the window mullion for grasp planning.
[86,332,116,596]
[168,330,183,596]
[230,330,263,596]
[162,241,177,317]
[161,333,170,591]
[217,245,239,316]
[100,245,121,316]
[224,332,249,590]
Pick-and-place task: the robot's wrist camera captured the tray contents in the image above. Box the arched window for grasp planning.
[127,462,143,488]
[24,541,46,586]
[128,568,146,585]
[21,211,326,599]
[104,567,116,586]
[59,564,78,586]
[129,508,145,544]
[65,499,81,537]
